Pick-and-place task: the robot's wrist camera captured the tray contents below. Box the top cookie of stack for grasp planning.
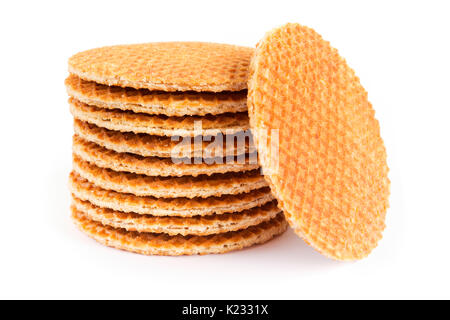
[66,42,287,256]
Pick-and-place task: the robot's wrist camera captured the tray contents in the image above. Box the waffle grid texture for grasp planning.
[248,23,390,260]
[68,42,253,92]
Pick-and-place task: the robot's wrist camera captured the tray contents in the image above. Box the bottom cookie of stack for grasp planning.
[71,206,286,256]
[69,169,287,256]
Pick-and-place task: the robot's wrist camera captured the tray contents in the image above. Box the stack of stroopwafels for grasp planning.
[66,42,287,256]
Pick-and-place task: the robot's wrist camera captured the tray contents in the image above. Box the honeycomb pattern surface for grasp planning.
[68,42,253,92]
[248,23,390,260]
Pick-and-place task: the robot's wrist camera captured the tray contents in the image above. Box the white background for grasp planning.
[0,0,449,300]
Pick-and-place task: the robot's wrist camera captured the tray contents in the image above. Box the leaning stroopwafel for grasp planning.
[248,23,390,260]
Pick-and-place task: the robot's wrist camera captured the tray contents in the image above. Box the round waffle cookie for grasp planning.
[72,135,258,177]
[71,207,288,256]
[71,196,281,236]
[68,42,253,92]
[69,98,249,137]
[66,75,247,116]
[69,172,275,217]
[248,23,390,261]
[74,120,255,159]
[72,156,268,198]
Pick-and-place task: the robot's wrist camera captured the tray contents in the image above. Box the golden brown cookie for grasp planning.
[72,156,268,198]
[68,42,253,92]
[72,195,281,236]
[66,74,247,116]
[69,97,249,137]
[73,135,258,177]
[71,207,288,255]
[74,119,255,158]
[69,172,275,217]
